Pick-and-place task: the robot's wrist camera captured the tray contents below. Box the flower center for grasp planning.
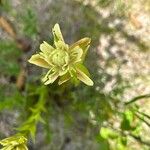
[49,50,69,67]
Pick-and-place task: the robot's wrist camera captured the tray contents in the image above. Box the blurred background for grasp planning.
[0,0,150,149]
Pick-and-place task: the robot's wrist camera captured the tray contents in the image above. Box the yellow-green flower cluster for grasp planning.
[28,24,93,86]
[0,135,28,150]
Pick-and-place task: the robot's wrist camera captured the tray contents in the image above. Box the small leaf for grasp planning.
[121,110,134,130]
[100,127,118,140]
[117,137,127,150]
[30,125,36,140]
[100,127,110,139]
[125,110,133,123]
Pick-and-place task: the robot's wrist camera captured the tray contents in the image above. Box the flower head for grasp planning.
[0,135,28,150]
[28,24,93,86]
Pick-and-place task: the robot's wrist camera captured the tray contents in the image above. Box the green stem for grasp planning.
[18,86,48,139]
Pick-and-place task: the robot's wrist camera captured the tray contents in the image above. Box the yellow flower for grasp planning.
[28,24,94,86]
[0,135,28,150]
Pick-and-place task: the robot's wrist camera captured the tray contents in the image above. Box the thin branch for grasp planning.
[136,110,150,120]
[125,94,150,105]
[135,113,150,127]
[130,133,150,146]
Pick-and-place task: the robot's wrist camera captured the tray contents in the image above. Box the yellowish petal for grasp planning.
[2,145,13,150]
[59,66,69,76]
[75,66,93,86]
[69,46,83,64]
[69,38,91,61]
[75,63,90,77]
[28,54,50,68]
[70,38,91,49]
[40,41,54,54]
[58,72,70,85]
[43,69,59,85]
[52,23,64,42]
[54,40,68,50]
[41,70,51,83]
